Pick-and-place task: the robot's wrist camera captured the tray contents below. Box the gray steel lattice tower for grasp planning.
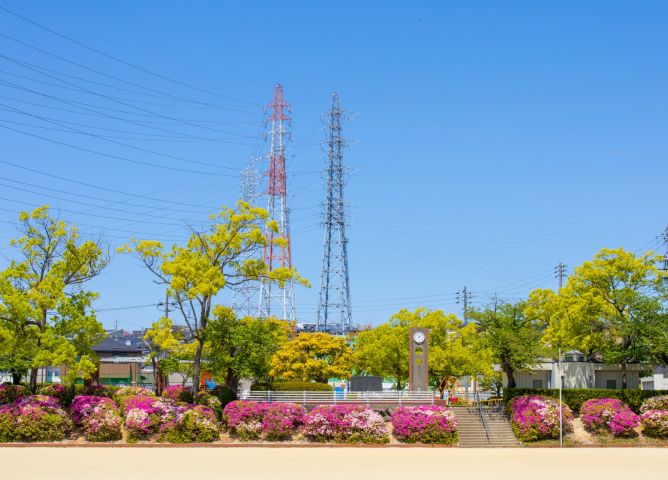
[231,155,263,317]
[316,93,353,333]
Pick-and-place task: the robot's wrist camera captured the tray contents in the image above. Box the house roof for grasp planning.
[92,337,143,354]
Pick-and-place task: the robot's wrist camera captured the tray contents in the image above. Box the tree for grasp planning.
[270,332,354,383]
[468,298,547,389]
[354,308,492,390]
[527,248,668,389]
[0,207,109,392]
[120,201,309,392]
[143,317,196,393]
[204,306,288,395]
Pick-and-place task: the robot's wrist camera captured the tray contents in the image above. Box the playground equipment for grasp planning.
[434,377,472,406]
[200,371,212,389]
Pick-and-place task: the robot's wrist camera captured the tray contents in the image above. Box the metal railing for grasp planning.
[239,390,440,406]
[475,391,491,446]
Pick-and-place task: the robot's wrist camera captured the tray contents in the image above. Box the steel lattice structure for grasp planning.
[316,93,352,333]
[231,155,263,317]
[259,84,295,322]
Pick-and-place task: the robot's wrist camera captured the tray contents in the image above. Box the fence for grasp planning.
[73,373,156,388]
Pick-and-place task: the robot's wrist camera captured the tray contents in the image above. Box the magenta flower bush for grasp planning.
[301,405,389,444]
[0,384,29,405]
[223,401,305,441]
[640,396,668,415]
[114,387,155,403]
[38,385,74,407]
[580,399,640,437]
[391,406,457,444]
[162,385,193,404]
[641,410,668,438]
[158,405,220,443]
[82,385,113,399]
[71,396,122,442]
[0,395,72,442]
[509,395,573,442]
[195,392,223,419]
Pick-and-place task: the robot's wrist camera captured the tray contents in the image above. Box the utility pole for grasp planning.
[659,224,668,282]
[555,263,568,289]
[316,93,353,334]
[456,286,476,326]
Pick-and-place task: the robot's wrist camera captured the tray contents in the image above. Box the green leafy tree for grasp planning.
[120,201,309,392]
[143,317,196,392]
[0,206,109,392]
[270,332,353,383]
[468,298,547,389]
[204,306,288,395]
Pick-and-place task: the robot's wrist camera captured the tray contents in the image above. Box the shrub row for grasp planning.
[0,395,72,442]
[509,395,574,442]
[390,405,458,444]
[250,382,333,392]
[70,396,123,442]
[503,388,668,414]
[640,395,668,439]
[580,399,640,436]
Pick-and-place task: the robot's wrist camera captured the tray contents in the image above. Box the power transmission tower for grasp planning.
[316,93,353,333]
[456,286,476,325]
[555,262,568,289]
[231,155,263,317]
[259,85,295,323]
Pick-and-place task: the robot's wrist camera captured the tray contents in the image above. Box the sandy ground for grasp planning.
[1,447,667,480]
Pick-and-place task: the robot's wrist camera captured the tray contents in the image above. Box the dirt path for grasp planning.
[1,447,667,480]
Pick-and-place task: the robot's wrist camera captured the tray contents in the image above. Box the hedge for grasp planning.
[251,382,333,392]
[503,388,668,414]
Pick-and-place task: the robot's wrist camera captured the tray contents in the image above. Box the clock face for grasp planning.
[413,331,426,344]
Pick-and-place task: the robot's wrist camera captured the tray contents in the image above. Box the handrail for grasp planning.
[476,391,491,446]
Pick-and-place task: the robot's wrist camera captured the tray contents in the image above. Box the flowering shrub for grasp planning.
[158,405,220,443]
[580,399,640,437]
[0,395,72,442]
[509,395,573,442]
[641,410,668,438]
[82,385,113,399]
[640,396,668,415]
[162,385,193,404]
[70,396,122,442]
[124,397,183,442]
[223,401,305,441]
[195,392,223,419]
[114,387,155,403]
[301,405,389,444]
[210,386,235,407]
[391,406,458,444]
[0,384,30,405]
[38,385,74,407]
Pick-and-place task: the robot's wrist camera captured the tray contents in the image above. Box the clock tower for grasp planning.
[409,327,429,392]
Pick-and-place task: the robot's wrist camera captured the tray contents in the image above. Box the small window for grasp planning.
[532,380,543,389]
[606,379,617,390]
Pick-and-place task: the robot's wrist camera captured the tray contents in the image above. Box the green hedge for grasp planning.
[503,388,668,414]
[251,382,333,392]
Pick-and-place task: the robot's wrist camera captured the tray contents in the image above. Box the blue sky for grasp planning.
[1,1,667,331]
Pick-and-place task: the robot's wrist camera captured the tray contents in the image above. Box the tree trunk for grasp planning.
[192,339,203,394]
[621,360,627,389]
[226,367,239,397]
[155,361,166,397]
[29,366,38,393]
[10,369,21,385]
[502,362,516,389]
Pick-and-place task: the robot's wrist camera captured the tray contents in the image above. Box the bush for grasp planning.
[301,404,389,444]
[580,399,640,437]
[0,385,30,405]
[38,385,75,408]
[124,397,183,442]
[70,396,122,442]
[504,388,668,414]
[251,382,333,392]
[0,395,72,442]
[158,405,220,443]
[641,410,668,438]
[162,385,193,404]
[509,395,573,443]
[223,401,305,441]
[113,386,155,402]
[195,392,223,420]
[391,406,458,444]
[209,386,235,407]
[82,385,113,399]
[640,396,668,414]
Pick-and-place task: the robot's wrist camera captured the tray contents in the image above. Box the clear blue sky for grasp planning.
[1,1,667,331]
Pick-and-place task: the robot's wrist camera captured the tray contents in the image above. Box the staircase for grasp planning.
[454,406,519,447]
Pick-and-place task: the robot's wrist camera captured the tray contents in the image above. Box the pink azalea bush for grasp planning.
[301,404,389,444]
[580,399,640,437]
[158,404,220,443]
[195,392,223,419]
[114,386,155,403]
[38,385,74,407]
[223,401,305,441]
[0,384,29,405]
[509,395,573,442]
[641,410,668,438]
[391,406,457,444]
[82,385,113,399]
[0,395,72,442]
[640,396,668,415]
[162,385,193,404]
[70,396,122,442]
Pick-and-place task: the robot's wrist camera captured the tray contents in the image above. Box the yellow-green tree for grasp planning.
[270,332,353,383]
[143,317,197,391]
[120,201,308,392]
[0,207,110,391]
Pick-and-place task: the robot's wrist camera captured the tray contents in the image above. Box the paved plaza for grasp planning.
[1,447,666,480]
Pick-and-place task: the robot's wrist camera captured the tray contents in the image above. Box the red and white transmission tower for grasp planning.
[259,84,295,322]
